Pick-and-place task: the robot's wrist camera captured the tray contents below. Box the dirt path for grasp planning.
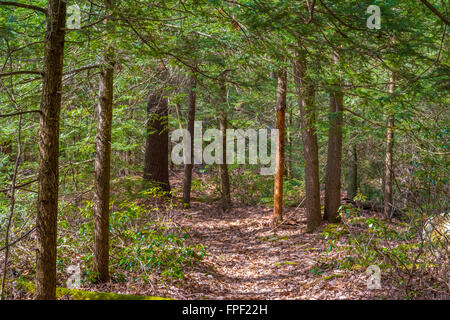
[160,202,395,299]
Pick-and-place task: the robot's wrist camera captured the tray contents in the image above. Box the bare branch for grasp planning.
[0,1,47,16]
[0,179,37,194]
[306,0,317,24]
[0,110,41,118]
[0,71,43,78]
[0,227,36,252]
[419,0,450,26]
[63,64,101,75]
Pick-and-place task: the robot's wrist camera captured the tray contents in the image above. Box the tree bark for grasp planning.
[219,78,231,210]
[182,73,197,207]
[93,15,114,282]
[36,0,66,300]
[324,53,343,222]
[347,145,358,200]
[293,49,322,233]
[273,68,287,224]
[384,71,395,220]
[144,91,171,192]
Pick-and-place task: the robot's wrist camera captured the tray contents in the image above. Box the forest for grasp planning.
[0,0,448,301]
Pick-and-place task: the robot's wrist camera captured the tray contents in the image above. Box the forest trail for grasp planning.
[166,200,393,300]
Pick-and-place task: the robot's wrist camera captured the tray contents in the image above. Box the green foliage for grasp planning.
[230,168,273,205]
[16,279,171,300]
[229,168,304,207]
[109,200,205,280]
[56,193,205,284]
[321,197,419,271]
[0,0,449,299]
[320,193,448,297]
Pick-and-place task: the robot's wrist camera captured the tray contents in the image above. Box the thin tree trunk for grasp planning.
[93,5,114,281]
[324,53,343,222]
[273,68,287,224]
[293,48,322,233]
[1,115,21,300]
[144,91,171,192]
[36,0,66,300]
[182,73,196,207]
[219,78,231,210]
[287,107,293,179]
[347,145,358,200]
[384,71,395,220]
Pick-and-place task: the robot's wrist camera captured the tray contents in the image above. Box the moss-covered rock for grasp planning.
[16,279,172,300]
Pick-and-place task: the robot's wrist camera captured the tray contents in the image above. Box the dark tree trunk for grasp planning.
[324,53,343,223]
[384,71,395,220]
[93,47,114,282]
[273,68,287,224]
[36,0,66,300]
[219,78,231,210]
[293,49,322,233]
[347,145,358,200]
[144,92,171,192]
[182,73,197,207]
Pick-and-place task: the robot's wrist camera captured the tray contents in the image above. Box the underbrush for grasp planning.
[59,186,206,284]
[1,184,205,298]
[319,194,449,299]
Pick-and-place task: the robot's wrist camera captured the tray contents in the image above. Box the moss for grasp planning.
[323,223,342,233]
[16,279,171,300]
[350,264,363,271]
[56,288,171,300]
[274,261,297,266]
[323,223,348,235]
[259,235,289,242]
[321,274,344,281]
[303,247,320,251]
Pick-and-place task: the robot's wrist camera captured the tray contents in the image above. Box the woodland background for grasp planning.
[0,0,448,300]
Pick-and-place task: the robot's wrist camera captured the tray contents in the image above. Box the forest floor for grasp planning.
[4,170,445,300]
[153,205,404,299]
[119,171,406,300]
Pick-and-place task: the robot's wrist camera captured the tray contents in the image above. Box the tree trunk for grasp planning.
[93,17,114,282]
[273,68,287,224]
[293,49,322,233]
[219,78,231,210]
[287,107,293,179]
[36,0,66,300]
[144,91,171,192]
[324,53,343,222]
[384,71,395,220]
[347,145,358,200]
[182,73,197,207]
